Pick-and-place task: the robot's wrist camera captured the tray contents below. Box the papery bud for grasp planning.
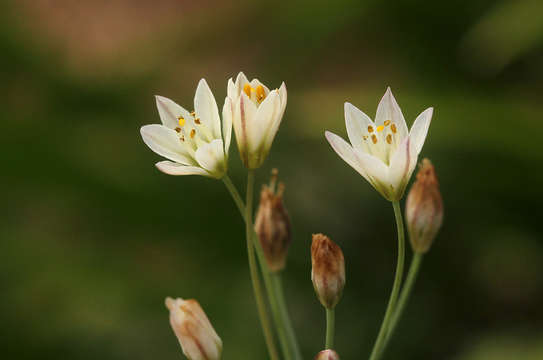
[311,234,345,309]
[165,297,222,360]
[254,169,291,272]
[314,349,340,360]
[405,158,443,253]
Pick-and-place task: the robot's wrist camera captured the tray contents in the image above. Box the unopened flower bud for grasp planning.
[254,169,291,272]
[315,349,340,360]
[405,159,443,253]
[165,297,222,360]
[311,234,345,309]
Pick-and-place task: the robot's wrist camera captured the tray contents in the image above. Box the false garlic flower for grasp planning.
[225,72,287,169]
[325,88,433,201]
[165,297,223,360]
[140,79,231,179]
[315,349,340,360]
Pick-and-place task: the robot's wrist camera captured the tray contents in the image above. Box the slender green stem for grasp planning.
[245,170,279,360]
[384,253,423,343]
[325,308,335,349]
[272,273,303,360]
[368,200,406,360]
[222,175,245,220]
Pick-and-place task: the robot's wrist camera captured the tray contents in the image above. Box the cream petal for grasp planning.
[195,139,226,178]
[375,87,408,138]
[345,102,374,150]
[277,82,287,120]
[255,90,281,151]
[227,78,236,99]
[222,97,233,155]
[409,107,433,155]
[194,79,221,139]
[155,95,192,130]
[237,92,258,148]
[233,72,249,97]
[325,131,371,182]
[388,136,416,199]
[155,161,210,177]
[140,124,193,165]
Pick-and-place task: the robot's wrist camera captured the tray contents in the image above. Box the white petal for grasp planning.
[256,90,281,151]
[155,161,210,177]
[140,124,194,165]
[227,77,237,99]
[195,139,226,178]
[355,150,390,188]
[325,131,370,182]
[236,92,258,148]
[155,95,192,130]
[277,82,287,121]
[194,79,221,139]
[345,102,374,150]
[222,97,233,155]
[388,136,415,199]
[409,107,433,155]
[375,87,408,139]
[232,72,249,97]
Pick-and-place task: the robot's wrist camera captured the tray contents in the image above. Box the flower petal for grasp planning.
[388,136,416,199]
[258,90,282,151]
[375,87,408,139]
[222,97,233,155]
[354,149,391,194]
[409,107,433,155]
[345,102,374,150]
[155,161,210,177]
[140,124,194,165]
[325,131,370,182]
[277,82,287,122]
[194,79,221,139]
[230,72,249,99]
[195,139,226,178]
[155,95,192,130]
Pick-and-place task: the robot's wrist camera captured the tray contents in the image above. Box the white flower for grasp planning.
[165,297,223,360]
[140,79,231,179]
[224,72,287,169]
[325,88,433,201]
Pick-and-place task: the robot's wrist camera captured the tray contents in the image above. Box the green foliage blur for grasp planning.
[2,0,543,359]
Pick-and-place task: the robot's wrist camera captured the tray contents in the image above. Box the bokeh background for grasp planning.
[2,0,543,359]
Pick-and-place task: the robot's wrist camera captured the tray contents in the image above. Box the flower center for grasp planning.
[361,119,400,165]
[173,110,213,154]
[243,84,267,104]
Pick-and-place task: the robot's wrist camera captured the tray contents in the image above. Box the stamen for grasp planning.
[384,120,391,126]
[368,125,374,133]
[391,124,397,133]
[371,134,378,144]
[178,116,185,127]
[190,129,196,138]
[377,125,385,132]
[194,118,201,125]
[180,135,185,142]
[243,84,252,97]
[386,134,392,144]
[190,111,196,117]
[363,135,368,141]
[255,85,266,102]
[175,127,181,133]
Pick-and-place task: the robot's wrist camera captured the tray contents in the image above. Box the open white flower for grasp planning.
[325,88,433,201]
[140,79,231,179]
[224,72,287,169]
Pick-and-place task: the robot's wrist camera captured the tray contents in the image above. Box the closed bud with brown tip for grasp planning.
[254,169,291,272]
[311,234,345,309]
[315,349,340,360]
[405,158,443,253]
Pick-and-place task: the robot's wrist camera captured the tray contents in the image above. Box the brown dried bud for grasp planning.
[254,169,291,272]
[405,159,443,253]
[311,234,345,309]
[165,297,222,360]
[314,349,340,360]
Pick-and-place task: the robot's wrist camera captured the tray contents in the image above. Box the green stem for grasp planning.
[384,253,423,344]
[325,308,335,349]
[272,273,303,360]
[368,200,406,360]
[245,170,279,360]
[222,175,245,221]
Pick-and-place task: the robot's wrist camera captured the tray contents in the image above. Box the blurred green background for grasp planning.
[2,0,543,359]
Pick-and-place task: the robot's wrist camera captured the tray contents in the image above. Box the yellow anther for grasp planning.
[243,84,252,97]
[391,124,397,133]
[386,134,392,144]
[175,127,181,133]
[377,125,385,132]
[194,118,201,125]
[255,85,266,102]
[368,125,374,133]
[371,134,378,144]
[180,135,185,142]
[190,129,196,138]
[178,116,185,127]
[190,110,196,117]
[363,135,368,141]
[384,120,391,126]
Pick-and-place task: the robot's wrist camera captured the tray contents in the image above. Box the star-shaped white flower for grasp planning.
[140,79,231,179]
[325,88,433,201]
